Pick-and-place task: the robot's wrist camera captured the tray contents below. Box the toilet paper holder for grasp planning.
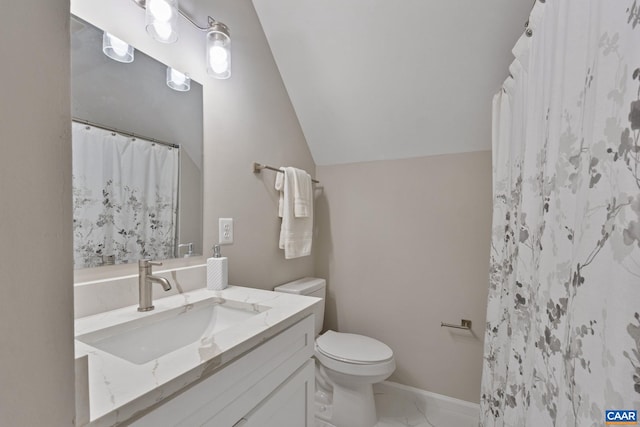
[441,319,472,330]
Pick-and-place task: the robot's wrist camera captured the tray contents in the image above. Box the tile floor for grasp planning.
[316,382,479,427]
[373,387,478,427]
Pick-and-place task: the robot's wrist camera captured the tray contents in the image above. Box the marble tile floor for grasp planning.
[373,388,478,427]
[316,382,479,427]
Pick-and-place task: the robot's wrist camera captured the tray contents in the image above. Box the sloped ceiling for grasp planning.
[252,0,532,165]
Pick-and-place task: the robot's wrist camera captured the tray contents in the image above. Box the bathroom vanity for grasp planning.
[74,285,320,426]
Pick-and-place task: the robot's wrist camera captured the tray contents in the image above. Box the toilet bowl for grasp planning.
[274,277,395,427]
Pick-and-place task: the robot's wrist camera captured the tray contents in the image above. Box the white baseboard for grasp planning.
[374,381,480,419]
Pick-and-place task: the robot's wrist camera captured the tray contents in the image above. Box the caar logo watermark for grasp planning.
[606,410,638,425]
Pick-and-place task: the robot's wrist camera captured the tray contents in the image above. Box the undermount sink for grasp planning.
[76,297,267,364]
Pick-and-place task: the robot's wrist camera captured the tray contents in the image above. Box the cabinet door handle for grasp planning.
[232,419,248,427]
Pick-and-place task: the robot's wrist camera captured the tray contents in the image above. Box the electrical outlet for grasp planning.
[219,218,233,244]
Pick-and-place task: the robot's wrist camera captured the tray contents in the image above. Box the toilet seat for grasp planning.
[316,331,393,364]
[315,331,395,378]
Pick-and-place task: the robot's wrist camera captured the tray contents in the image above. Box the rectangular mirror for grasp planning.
[71,16,203,269]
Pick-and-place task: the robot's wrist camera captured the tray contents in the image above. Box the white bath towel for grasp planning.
[275,167,313,259]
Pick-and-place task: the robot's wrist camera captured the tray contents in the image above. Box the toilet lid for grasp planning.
[316,331,393,364]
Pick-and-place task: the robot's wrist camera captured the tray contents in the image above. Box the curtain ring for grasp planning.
[526,28,533,37]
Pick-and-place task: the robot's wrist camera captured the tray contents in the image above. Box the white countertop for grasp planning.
[74,285,319,426]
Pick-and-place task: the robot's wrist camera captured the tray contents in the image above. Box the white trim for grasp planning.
[374,381,480,418]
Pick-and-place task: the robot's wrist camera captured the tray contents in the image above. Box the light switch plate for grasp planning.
[219,218,233,244]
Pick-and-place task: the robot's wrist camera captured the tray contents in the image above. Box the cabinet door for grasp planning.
[237,359,314,427]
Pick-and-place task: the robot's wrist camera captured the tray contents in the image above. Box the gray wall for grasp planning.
[202,0,316,287]
[0,0,76,425]
[315,151,492,403]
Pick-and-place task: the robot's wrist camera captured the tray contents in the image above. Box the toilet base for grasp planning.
[314,386,377,427]
[314,367,379,427]
[324,381,377,427]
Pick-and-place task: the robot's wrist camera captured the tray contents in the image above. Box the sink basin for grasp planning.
[76,298,267,364]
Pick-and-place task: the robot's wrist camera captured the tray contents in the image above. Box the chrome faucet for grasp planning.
[138,259,172,312]
[178,242,194,257]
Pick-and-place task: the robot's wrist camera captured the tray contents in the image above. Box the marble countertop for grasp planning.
[75,285,320,426]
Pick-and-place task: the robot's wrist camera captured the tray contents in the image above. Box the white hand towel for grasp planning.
[275,167,285,218]
[293,168,312,218]
[275,167,313,259]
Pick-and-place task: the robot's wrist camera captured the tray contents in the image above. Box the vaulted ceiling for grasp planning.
[252,0,533,165]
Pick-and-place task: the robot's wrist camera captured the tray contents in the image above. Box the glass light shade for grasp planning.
[145,0,179,43]
[166,67,190,91]
[102,32,134,63]
[206,22,231,79]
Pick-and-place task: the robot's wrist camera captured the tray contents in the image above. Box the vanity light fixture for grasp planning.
[166,67,190,91]
[132,0,231,80]
[102,32,134,63]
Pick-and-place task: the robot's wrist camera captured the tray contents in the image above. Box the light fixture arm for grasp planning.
[181,13,218,32]
[131,0,222,33]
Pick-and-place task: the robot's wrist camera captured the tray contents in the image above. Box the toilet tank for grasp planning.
[274,277,325,335]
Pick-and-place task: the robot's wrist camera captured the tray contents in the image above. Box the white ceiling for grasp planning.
[252,0,533,165]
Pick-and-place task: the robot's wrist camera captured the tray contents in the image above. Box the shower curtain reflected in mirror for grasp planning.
[72,122,179,268]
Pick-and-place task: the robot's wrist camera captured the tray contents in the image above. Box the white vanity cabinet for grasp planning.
[129,314,315,427]
[239,359,314,427]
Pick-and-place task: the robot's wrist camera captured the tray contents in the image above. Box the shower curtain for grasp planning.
[72,122,179,268]
[481,1,640,425]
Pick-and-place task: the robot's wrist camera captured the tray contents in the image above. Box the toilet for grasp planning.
[274,277,395,427]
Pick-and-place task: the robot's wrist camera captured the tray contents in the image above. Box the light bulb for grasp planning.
[103,32,134,63]
[210,60,229,74]
[209,45,228,65]
[170,68,186,85]
[148,0,172,21]
[152,22,173,41]
[145,0,178,43]
[206,22,231,79]
[109,35,129,56]
[166,67,190,91]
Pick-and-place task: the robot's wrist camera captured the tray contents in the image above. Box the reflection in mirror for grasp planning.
[71,16,203,269]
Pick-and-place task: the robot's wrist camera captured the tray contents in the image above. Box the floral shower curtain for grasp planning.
[481,1,640,425]
[72,122,179,268]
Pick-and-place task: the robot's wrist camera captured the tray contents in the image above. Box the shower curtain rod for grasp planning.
[72,117,180,149]
[252,161,319,184]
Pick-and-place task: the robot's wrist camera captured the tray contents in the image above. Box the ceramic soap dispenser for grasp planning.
[206,244,228,290]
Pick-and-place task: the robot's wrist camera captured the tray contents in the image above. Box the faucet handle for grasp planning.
[139,259,163,267]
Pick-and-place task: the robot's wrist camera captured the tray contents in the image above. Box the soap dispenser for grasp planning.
[206,245,228,290]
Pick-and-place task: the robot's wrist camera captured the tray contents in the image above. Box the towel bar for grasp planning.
[252,161,319,184]
[441,319,472,330]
